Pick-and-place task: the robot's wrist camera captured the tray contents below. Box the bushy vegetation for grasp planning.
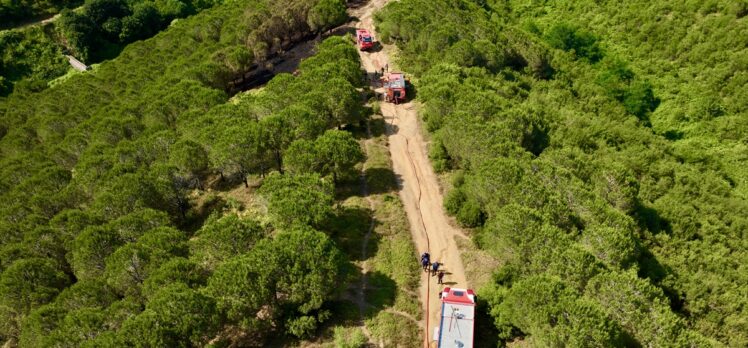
[0,0,358,345]
[0,25,68,96]
[377,0,748,345]
[56,0,222,62]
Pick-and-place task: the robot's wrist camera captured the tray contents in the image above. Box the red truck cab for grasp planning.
[356,29,374,50]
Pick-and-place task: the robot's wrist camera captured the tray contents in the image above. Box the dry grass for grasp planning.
[456,236,501,291]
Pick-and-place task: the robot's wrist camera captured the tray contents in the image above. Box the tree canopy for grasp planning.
[377,0,748,345]
[0,0,363,345]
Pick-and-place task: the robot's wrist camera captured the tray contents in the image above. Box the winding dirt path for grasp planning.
[0,5,82,33]
[350,1,469,346]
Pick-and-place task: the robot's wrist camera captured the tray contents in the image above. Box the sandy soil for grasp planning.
[351,1,469,346]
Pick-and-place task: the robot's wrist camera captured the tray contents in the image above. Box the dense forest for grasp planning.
[0,0,362,345]
[376,0,747,346]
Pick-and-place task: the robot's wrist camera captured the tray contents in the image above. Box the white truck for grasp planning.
[434,287,476,348]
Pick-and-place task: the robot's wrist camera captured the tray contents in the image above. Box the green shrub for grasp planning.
[286,315,318,338]
[332,326,367,348]
[544,23,603,62]
[429,138,449,172]
[444,187,466,215]
[456,197,483,227]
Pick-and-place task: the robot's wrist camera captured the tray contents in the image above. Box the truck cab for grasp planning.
[356,29,374,50]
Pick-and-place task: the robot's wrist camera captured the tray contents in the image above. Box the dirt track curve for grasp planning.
[350,1,469,346]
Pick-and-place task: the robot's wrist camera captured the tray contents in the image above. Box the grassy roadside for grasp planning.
[289,106,421,347]
[361,111,421,345]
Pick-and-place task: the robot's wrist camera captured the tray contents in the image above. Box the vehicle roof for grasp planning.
[438,301,475,348]
[386,73,405,89]
[356,29,371,36]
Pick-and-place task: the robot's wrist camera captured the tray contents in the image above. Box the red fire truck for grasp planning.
[355,29,374,50]
[383,72,406,104]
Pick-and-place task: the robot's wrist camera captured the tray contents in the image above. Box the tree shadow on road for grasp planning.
[365,167,401,194]
[347,0,370,10]
[474,299,501,348]
[327,206,380,263]
[364,271,398,318]
[368,117,388,137]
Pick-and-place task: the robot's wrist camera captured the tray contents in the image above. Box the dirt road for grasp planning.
[351,1,469,346]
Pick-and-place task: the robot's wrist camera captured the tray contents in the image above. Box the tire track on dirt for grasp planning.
[388,105,433,346]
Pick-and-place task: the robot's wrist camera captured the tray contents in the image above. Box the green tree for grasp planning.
[91,172,163,219]
[191,214,265,269]
[204,252,274,331]
[212,45,254,80]
[54,279,118,312]
[205,226,343,338]
[50,307,109,347]
[258,173,334,228]
[0,258,69,325]
[49,209,103,249]
[56,10,97,61]
[321,78,361,129]
[16,227,68,270]
[280,104,327,140]
[17,304,67,347]
[149,164,191,220]
[315,129,364,184]
[581,225,639,269]
[120,283,221,347]
[104,208,172,243]
[259,114,294,173]
[104,226,187,296]
[544,23,602,62]
[169,139,209,189]
[489,275,623,346]
[142,257,207,299]
[285,139,320,174]
[585,271,687,346]
[84,0,129,26]
[210,122,267,186]
[264,226,343,337]
[119,2,161,42]
[306,0,347,32]
[69,226,123,281]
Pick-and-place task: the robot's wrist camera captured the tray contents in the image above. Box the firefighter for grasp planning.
[437,271,445,285]
[431,261,440,276]
[420,252,430,271]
